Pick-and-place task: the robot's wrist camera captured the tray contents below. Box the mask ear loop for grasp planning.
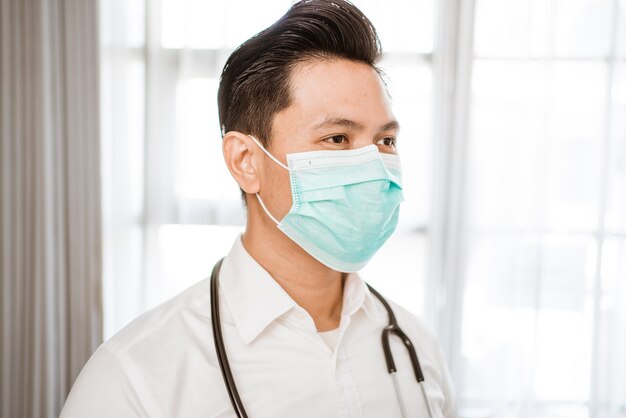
[255,193,280,225]
[248,135,289,171]
[247,135,288,225]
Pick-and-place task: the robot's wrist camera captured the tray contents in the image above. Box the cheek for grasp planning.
[262,161,294,218]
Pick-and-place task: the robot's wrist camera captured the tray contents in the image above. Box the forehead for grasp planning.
[274,58,394,131]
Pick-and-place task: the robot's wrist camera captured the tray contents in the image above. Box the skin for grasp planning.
[222,58,399,332]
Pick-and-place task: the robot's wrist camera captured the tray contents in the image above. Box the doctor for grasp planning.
[61,0,457,417]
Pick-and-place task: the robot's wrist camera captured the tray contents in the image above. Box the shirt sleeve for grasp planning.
[60,346,149,418]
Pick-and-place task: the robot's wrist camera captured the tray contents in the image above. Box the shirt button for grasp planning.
[295,311,305,320]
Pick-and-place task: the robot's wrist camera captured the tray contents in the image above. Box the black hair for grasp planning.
[217,0,382,147]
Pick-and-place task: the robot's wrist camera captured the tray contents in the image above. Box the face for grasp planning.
[257,58,400,220]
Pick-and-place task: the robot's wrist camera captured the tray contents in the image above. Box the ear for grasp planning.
[222,131,261,194]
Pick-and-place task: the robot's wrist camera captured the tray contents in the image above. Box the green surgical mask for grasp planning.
[250,135,404,272]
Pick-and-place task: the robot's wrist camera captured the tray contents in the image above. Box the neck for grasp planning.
[241,211,344,332]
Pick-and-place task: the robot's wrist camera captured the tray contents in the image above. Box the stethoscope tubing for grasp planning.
[210,258,434,418]
[210,258,249,418]
[367,283,434,418]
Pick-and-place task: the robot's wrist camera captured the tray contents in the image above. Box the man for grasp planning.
[61,1,457,417]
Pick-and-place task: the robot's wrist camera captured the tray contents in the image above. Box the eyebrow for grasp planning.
[312,117,400,133]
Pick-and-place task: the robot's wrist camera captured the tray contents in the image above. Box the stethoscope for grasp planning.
[210,258,435,418]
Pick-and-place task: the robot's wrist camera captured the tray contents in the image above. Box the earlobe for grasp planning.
[222,132,260,194]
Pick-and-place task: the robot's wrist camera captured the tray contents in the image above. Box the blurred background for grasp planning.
[1,0,625,417]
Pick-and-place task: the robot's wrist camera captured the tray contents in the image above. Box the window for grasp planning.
[100,0,626,416]
[460,0,626,416]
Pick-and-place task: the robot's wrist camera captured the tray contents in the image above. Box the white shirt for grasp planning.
[318,328,340,350]
[61,236,457,418]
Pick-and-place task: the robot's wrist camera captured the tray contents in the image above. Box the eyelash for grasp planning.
[378,137,396,147]
[323,135,397,147]
[324,134,348,145]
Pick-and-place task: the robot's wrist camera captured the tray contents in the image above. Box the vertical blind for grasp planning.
[1,1,102,417]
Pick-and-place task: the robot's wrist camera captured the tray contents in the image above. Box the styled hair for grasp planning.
[217,0,382,147]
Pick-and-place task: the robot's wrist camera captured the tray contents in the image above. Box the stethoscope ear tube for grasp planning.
[367,284,426,383]
[210,258,249,418]
[392,327,426,383]
[367,283,433,418]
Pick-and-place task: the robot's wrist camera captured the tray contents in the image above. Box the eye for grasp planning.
[377,136,396,147]
[324,134,348,145]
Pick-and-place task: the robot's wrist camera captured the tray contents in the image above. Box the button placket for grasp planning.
[334,346,364,418]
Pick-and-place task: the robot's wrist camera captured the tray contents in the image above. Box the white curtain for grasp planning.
[456,1,626,416]
[0,1,102,417]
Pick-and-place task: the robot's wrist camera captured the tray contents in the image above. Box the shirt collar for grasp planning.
[218,235,383,345]
[341,271,381,324]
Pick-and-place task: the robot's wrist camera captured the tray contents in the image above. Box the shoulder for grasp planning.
[375,295,459,418]
[104,277,213,355]
[61,277,217,417]
[384,298,448,374]
[387,300,439,349]
[60,346,148,417]
[366,287,440,355]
